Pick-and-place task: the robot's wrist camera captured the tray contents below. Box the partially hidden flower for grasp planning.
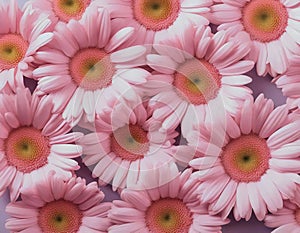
[274,57,300,110]
[146,26,253,138]
[5,172,112,232]
[91,0,212,46]
[264,185,300,233]
[78,89,179,190]
[0,0,53,90]
[108,168,230,233]
[210,0,300,76]
[33,7,148,125]
[0,87,82,201]
[24,0,94,28]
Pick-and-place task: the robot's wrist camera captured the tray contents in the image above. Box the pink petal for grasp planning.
[4,112,20,128]
[247,182,267,221]
[258,175,283,213]
[108,222,146,233]
[267,121,300,149]
[267,40,288,74]
[239,98,253,134]
[236,182,251,219]
[105,27,135,53]
[256,42,268,76]
[220,61,254,75]
[110,45,146,63]
[16,89,32,125]
[259,105,288,138]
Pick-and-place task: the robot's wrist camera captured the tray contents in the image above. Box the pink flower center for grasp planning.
[145,198,192,233]
[221,134,270,182]
[111,124,150,161]
[70,48,115,91]
[52,0,91,22]
[132,0,180,31]
[38,200,82,233]
[0,34,28,70]
[4,127,50,173]
[242,0,288,42]
[173,59,222,105]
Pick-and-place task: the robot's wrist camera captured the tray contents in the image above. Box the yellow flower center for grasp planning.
[221,134,270,182]
[38,200,82,233]
[5,127,50,173]
[146,198,192,233]
[0,34,28,70]
[242,0,288,42]
[133,0,180,31]
[52,0,91,22]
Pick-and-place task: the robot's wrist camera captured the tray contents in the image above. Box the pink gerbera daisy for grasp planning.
[91,0,212,46]
[0,87,82,201]
[265,185,300,233]
[210,0,300,76]
[33,7,148,125]
[24,0,93,28]
[0,0,53,91]
[189,94,300,221]
[78,91,179,190]
[108,168,229,233]
[5,172,112,233]
[146,26,253,138]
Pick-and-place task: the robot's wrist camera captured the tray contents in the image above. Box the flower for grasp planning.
[0,0,53,91]
[33,7,148,125]
[146,26,253,138]
[264,185,300,232]
[210,0,300,76]
[5,172,112,232]
[78,90,179,190]
[0,87,82,201]
[24,0,93,28]
[108,169,229,233]
[91,0,212,46]
[274,58,300,110]
[189,94,300,221]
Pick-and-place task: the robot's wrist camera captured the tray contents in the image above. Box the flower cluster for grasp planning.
[0,0,300,232]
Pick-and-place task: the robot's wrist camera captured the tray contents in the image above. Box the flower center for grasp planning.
[145,198,192,233]
[242,0,288,42]
[221,134,270,182]
[70,48,115,91]
[173,59,221,105]
[52,0,91,22]
[110,124,150,161]
[38,200,82,233]
[4,127,50,173]
[0,34,28,70]
[132,0,180,31]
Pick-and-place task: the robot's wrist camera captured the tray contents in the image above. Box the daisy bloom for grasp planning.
[108,168,229,233]
[5,172,112,233]
[91,0,212,46]
[189,94,300,221]
[33,7,148,125]
[78,90,179,190]
[265,185,300,233]
[210,0,300,76]
[0,0,53,90]
[0,87,82,201]
[24,0,94,28]
[146,26,253,138]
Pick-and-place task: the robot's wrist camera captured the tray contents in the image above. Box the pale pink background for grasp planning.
[0,0,287,231]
